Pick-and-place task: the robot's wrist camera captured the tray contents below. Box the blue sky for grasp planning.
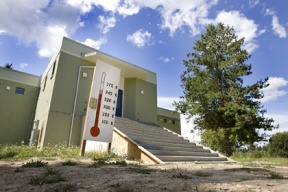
[0,0,287,140]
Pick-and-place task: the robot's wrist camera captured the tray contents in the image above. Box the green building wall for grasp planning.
[157,107,181,134]
[124,78,157,123]
[0,67,40,144]
[36,51,95,147]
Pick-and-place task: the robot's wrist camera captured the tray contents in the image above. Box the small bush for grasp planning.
[22,160,48,167]
[61,160,78,166]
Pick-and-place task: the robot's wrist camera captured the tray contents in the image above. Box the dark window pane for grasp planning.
[15,87,25,95]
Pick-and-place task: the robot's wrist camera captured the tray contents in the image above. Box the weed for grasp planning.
[114,186,140,192]
[172,172,192,179]
[112,159,128,167]
[269,172,285,179]
[29,168,65,185]
[22,160,48,167]
[89,159,108,168]
[89,156,127,168]
[194,171,212,177]
[133,167,154,174]
[61,160,78,166]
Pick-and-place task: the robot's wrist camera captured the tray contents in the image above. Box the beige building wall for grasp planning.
[0,67,40,144]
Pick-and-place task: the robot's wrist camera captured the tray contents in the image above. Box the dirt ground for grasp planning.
[1,158,288,192]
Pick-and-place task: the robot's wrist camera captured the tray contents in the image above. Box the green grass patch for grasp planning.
[22,160,48,167]
[29,168,66,185]
[232,157,288,167]
[0,144,80,160]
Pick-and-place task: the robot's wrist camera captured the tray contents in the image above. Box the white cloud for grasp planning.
[82,37,107,49]
[265,9,287,38]
[93,0,218,36]
[38,25,68,57]
[248,0,260,8]
[117,0,140,17]
[0,0,83,57]
[65,0,121,13]
[126,29,152,48]
[20,63,28,69]
[214,10,261,53]
[157,96,179,110]
[261,77,288,103]
[271,15,287,38]
[159,56,174,63]
[98,15,116,34]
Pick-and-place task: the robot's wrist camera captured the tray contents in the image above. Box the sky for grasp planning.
[0,0,287,142]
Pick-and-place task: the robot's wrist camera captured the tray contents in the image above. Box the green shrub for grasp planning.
[267,132,288,158]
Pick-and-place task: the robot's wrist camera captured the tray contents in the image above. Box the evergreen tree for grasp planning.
[4,63,13,69]
[175,23,275,156]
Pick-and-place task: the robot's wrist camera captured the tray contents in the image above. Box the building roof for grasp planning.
[60,37,157,84]
[0,67,40,87]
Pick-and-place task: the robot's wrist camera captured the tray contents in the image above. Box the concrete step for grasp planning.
[114,117,229,163]
[157,155,228,162]
[145,145,211,153]
[148,150,219,157]
[128,135,193,145]
[135,139,198,148]
[118,126,172,135]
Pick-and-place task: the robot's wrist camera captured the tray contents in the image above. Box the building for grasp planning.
[0,37,181,148]
[0,67,40,144]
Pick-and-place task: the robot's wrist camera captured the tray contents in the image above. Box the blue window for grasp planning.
[15,87,25,95]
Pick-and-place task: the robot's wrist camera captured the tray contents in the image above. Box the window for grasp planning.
[163,119,167,123]
[15,87,25,95]
[172,120,176,125]
[42,76,47,91]
[50,61,56,79]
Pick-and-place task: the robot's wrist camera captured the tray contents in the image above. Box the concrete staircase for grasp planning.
[114,117,228,163]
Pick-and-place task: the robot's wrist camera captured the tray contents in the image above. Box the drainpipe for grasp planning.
[68,66,95,146]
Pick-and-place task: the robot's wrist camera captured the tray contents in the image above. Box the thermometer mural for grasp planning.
[83,60,120,143]
[90,72,105,137]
